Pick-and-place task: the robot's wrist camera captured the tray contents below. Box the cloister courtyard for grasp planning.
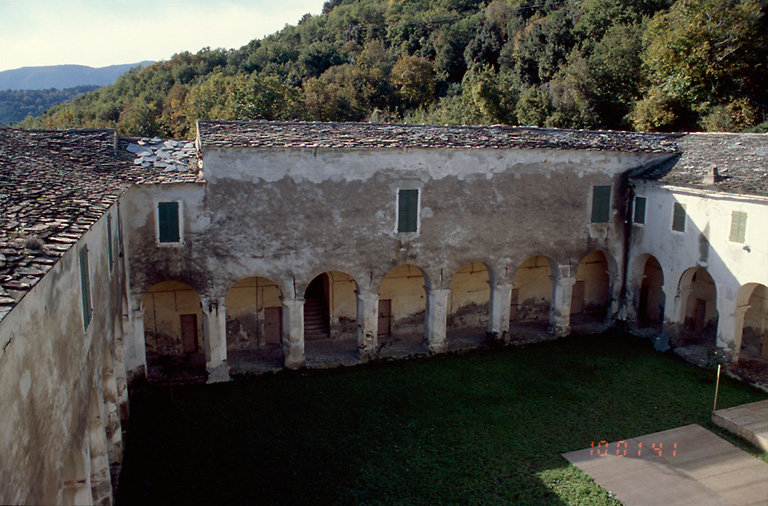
[116,332,768,505]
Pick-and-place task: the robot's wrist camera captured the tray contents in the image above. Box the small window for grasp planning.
[107,214,113,272]
[79,246,92,329]
[672,202,686,232]
[157,202,180,243]
[729,211,747,243]
[591,186,611,223]
[397,189,419,233]
[633,196,646,225]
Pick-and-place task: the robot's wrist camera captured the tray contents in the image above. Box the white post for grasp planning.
[425,288,451,352]
[488,282,513,342]
[356,290,379,359]
[549,265,576,337]
[282,297,306,369]
[203,297,229,383]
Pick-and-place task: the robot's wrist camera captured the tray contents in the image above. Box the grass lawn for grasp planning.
[116,332,768,505]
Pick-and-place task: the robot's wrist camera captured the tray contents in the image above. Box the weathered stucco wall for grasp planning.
[0,204,127,505]
[629,182,768,353]
[512,256,552,322]
[120,146,670,369]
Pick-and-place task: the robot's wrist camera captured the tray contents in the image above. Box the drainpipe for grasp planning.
[619,175,635,324]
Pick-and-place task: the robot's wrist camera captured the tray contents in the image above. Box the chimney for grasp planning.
[703,165,719,185]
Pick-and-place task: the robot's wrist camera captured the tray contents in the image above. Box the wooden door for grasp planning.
[571,281,585,315]
[694,298,706,332]
[180,314,198,353]
[638,284,649,324]
[264,307,282,345]
[378,299,392,336]
[509,288,519,322]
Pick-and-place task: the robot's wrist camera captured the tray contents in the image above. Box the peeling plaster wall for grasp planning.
[142,281,203,356]
[448,262,490,330]
[379,265,426,337]
[225,277,282,350]
[629,182,768,349]
[575,251,610,315]
[121,147,670,370]
[0,204,126,505]
[512,256,552,322]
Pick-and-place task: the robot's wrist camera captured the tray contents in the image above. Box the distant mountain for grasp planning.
[0,62,154,91]
[0,86,100,126]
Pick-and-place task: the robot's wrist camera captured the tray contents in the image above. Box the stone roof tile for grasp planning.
[196,120,680,153]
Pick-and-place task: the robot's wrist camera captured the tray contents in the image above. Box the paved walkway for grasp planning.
[713,399,768,452]
[563,424,768,506]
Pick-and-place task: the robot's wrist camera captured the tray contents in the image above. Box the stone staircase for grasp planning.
[304,298,329,340]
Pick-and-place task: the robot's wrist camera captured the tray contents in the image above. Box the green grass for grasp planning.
[116,332,768,505]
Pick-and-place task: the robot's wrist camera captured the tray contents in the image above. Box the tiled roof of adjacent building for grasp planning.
[633,132,768,197]
[0,127,200,321]
[196,120,680,153]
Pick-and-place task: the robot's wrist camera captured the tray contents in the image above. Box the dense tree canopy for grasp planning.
[16,0,768,136]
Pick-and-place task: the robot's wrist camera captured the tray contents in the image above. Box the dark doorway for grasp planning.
[304,274,330,340]
[378,299,392,336]
[264,307,282,345]
[180,314,198,353]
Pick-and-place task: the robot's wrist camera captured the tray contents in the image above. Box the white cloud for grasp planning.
[0,0,324,71]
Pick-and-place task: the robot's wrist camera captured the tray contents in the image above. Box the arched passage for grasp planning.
[142,281,205,378]
[571,251,610,325]
[225,276,284,370]
[510,256,552,334]
[447,262,491,348]
[678,267,718,347]
[638,256,665,328]
[303,271,358,363]
[739,284,768,363]
[378,264,429,355]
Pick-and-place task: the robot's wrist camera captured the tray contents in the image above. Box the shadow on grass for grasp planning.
[116,331,767,505]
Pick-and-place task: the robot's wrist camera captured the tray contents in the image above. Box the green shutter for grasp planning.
[79,246,92,329]
[398,189,418,233]
[107,215,113,271]
[633,196,646,224]
[116,206,123,252]
[672,202,686,232]
[591,186,611,223]
[729,211,747,243]
[158,202,180,243]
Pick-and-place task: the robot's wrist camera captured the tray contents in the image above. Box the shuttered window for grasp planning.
[158,202,180,243]
[591,186,611,223]
[633,196,646,224]
[116,205,123,253]
[398,189,419,233]
[79,246,92,329]
[672,202,686,232]
[107,215,113,272]
[729,211,747,243]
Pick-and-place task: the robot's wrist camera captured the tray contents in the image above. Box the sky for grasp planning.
[0,0,326,72]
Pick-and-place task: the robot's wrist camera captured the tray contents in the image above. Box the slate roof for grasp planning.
[196,120,680,153]
[0,127,200,321]
[632,133,768,197]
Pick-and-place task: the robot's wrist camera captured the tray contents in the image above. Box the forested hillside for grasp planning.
[16,0,768,137]
[0,86,99,125]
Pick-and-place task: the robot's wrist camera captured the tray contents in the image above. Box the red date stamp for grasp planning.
[590,440,677,457]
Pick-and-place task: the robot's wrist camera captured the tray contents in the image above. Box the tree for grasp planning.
[391,55,436,108]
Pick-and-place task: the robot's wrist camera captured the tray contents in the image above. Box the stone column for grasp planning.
[281,297,305,369]
[607,273,621,324]
[425,288,451,353]
[548,266,576,337]
[715,293,744,357]
[101,367,123,467]
[130,307,147,381]
[488,283,513,342]
[356,290,379,359]
[202,297,229,383]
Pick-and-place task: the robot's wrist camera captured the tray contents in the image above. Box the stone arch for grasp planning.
[446,262,492,347]
[571,250,611,325]
[736,283,768,363]
[142,281,205,379]
[61,443,90,506]
[378,264,430,355]
[224,276,284,370]
[631,254,665,328]
[303,271,359,364]
[87,388,111,505]
[511,255,554,328]
[677,267,718,347]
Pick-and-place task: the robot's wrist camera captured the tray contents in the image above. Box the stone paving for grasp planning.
[564,424,768,506]
[713,400,768,453]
